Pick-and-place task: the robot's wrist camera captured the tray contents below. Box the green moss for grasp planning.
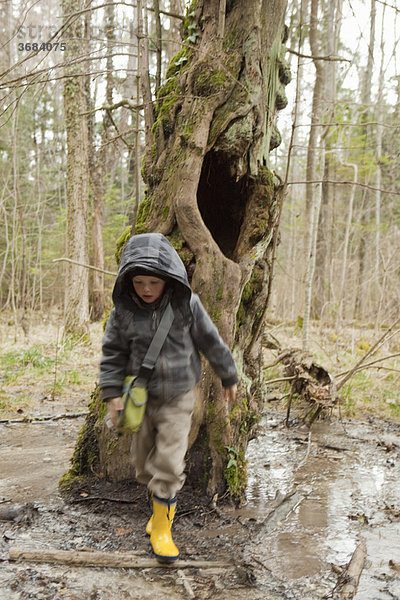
[182,120,194,142]
[59,387,105,494]
[134,194,153,235]
[223,397,260,499]
[155,77,179,120]
[224,447,247,499]
[115,225,132,264]
[161,205,170,222]
[258,165,274,188]
[237,266,264,328]
[192,61,227,97]
[140,153,147,181]
[166,229,194,268]
[165,47,193,81]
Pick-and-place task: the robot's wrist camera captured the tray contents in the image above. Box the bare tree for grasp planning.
[62,0,90,337]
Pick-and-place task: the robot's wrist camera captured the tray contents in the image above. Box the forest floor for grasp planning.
[1,312,400,599]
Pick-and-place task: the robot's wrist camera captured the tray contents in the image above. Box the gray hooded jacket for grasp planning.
[99,233,238,401]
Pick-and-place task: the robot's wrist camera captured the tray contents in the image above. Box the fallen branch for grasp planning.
[71,493,142,504]
[293,437,350,453]
[297,431,312,467]
[339,538,367,599]
[266,375,296,385]
[0,412,89,424]
[336,318,400,391]
[335,352,400,380]
[262,490,304,533]
[9,547,231,570]
[53,257,117,276]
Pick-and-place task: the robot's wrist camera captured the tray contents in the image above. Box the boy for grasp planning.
[99,233,238,562]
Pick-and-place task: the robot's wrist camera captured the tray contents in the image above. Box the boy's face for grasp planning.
[132,275,166,304]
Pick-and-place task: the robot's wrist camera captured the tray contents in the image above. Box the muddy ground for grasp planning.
[1,405,400,600]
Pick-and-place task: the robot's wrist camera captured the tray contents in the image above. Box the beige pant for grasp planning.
[130,390,195,499]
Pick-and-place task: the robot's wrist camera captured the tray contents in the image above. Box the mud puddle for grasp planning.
[238,413,400,598]
[1,410,400,599]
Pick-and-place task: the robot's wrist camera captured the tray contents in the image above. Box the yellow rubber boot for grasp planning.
[150,496,179,562]
[145,515,153,535]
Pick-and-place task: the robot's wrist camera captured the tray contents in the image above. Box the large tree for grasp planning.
[66,0,289,500]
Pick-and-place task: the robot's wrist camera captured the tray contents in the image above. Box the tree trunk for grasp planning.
[90,4,116,321]
[65,0,289,500]
[312,0,342,320]
[166,0,184,60]
[354,0,375,320]
[302,0,327,345]
[62,0,90,337]
[373,5,385,326]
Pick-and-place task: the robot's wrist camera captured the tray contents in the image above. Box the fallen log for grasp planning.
[9,546,231,570]
[340,539,367,599]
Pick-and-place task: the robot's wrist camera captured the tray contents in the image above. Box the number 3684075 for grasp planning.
[18,42,66,51]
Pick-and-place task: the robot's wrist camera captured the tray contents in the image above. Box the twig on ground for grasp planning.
[0,412,89,424]
[262,490,305,532]
[71,493,143,504]
[297,431,312,467]
[177,569,196,599]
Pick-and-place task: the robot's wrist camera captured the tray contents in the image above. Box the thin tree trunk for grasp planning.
[141,8,155,184]
[90,4,116,321]
[62,0,90,337]
[166,0,184,60]
[374,4,385,292]
[132,0,143,229]
[286,0,306,321]
[354,0,376,319]
[311,0,342,320]
[338,163,357,323]
[303,140,324,351]
[153,0,162,94]
[302,0,326,345]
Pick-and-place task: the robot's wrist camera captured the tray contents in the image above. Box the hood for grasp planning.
[112,233,191,309]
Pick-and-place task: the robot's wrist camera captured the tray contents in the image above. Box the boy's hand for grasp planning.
[108,397,124,427]
[223,384,237,403]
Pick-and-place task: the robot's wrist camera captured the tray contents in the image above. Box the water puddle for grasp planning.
[239,412,400,597]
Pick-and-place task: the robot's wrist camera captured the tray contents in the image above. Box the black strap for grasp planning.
[137,303,174,384]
